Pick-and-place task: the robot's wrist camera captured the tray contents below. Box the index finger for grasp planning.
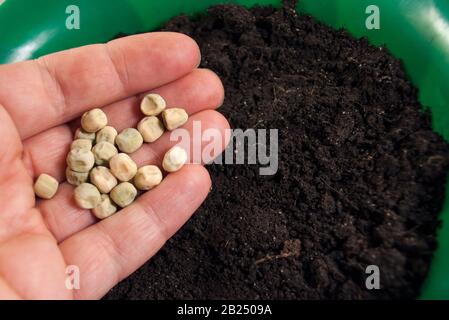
[0,32,200,139]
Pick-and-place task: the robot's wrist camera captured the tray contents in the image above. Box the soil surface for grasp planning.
[105,2,449,299]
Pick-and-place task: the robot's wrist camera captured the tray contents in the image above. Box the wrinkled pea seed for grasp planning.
[81,108,108,133]
[74,128,96,142]
[92,141,118,166]
[67,100,190,214]
[96,126,117,145]
[140,93,166,116]
[89,166,118,194]
[115,128,143,154]
[110,182,137,208]
[70,139,92,151]
[92,194,117,219]
[66,148,95,173]
[161,108,188,131]
[109,153,138,182]
[34,173,59,200]
[74,183,101,209]
[66,168,89,186]
[162,146,187,172]
[137,116,165,143]
[134,165,163,190]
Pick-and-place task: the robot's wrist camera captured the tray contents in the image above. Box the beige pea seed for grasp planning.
[74,183,101,209]
[116,128,143,153]
[92,194,117,220]
[81,108,108,133]
[161,108,188,131]
[110,182,137,208]
[74,128,96,142]
[137,116,165,143]
[66,168,89,186]
[34,173,59,200]
[70,139,92,151]
[162,146,187,172]
[66,148,95,173]
[89,166,118,194]
[109,153,138,182]
[134,165,163,190]
[140,93,166,116]
[92,141,118,165]
[96,126,117,145]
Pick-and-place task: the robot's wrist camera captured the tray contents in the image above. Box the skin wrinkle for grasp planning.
[136,200,171,245]
[21,147,36,179]
[92,222,125,282]
[24,125,71,181]
[39,185,97,243]
[39,193,70,242]
[0,105,23,162]
[105,41,131,91]
[35,57,70,130]
[102,44,129,98]
[39,204,60,240]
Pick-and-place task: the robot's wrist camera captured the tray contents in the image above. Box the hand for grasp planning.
[0,32,228,299]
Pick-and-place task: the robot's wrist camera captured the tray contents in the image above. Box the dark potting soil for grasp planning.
[105,3,449,299]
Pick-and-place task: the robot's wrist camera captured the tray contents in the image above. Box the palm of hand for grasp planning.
[0,32,227,299]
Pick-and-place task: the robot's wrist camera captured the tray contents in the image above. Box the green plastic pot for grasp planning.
[0,0,448,299]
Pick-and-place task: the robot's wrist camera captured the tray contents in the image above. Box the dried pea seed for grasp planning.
[89,166,118,193]
[110,182,137,208]
[162,146,187,172]
[134,165,163,190]
[66,168,89,186]
[109,153,138,182]
[92,194,117,219]
[140,93,166,116]
[92,141,118,166]
[70,139,92,151]
[75,128,96,142]
[96,126,117,145]
[81,108,108,133]
[116,128,143,153]
[137,116,165,143]
[161,108,188,131]
[74,183,101,209]
[66,148,95,173]
[34,173,59,199]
